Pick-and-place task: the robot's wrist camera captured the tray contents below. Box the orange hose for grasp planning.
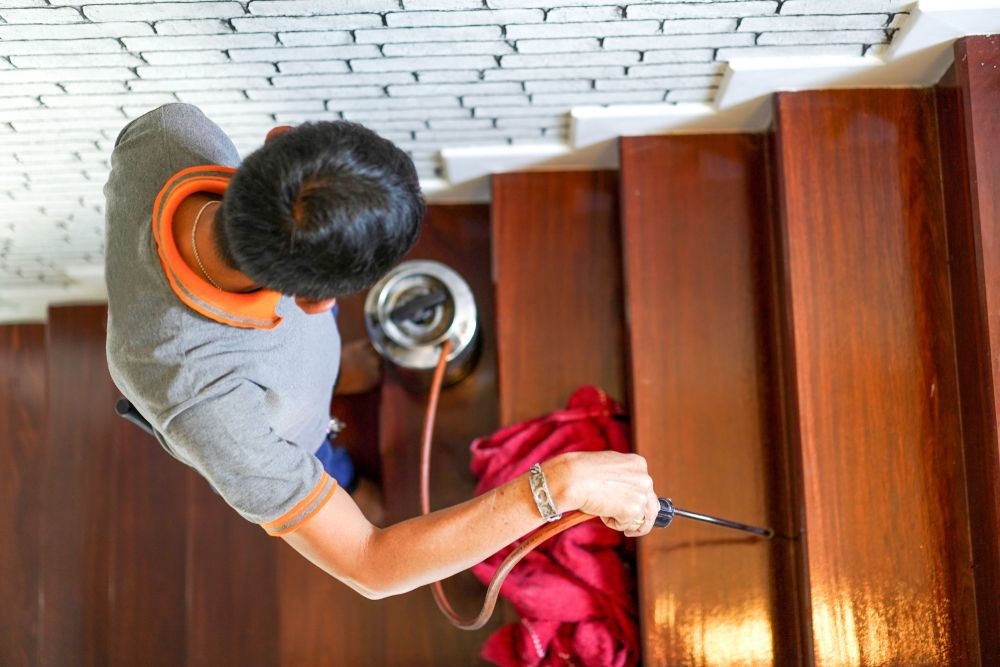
[420,341,596,631]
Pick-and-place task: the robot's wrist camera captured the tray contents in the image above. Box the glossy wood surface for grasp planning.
[0,324,46,667]
[938,35,1000,663]
[278,204,504,666]
[491,170,627,424]
[39,305,121,666]
[773,89,980,664]
[619,135,805,666]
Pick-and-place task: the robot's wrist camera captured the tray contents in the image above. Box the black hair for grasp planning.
[215,121,425,300]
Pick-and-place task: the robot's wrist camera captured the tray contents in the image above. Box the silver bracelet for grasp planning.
[528,462,562,522]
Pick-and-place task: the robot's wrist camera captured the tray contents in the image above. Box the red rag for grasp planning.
[469,386,640,667]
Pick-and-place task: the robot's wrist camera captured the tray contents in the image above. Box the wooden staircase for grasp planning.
[2,35,998,666]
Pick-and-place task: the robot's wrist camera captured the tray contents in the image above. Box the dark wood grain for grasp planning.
[108,416,188,667]
[278,204,505,666]
[773,89,980,664]
[619,134,805,666]
[491,171,627,425]
[39,305,118,666]
[938,35,1000,664]
[0,324,46,667]
[187,472,280,666]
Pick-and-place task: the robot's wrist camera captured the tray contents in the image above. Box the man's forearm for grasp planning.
[361,466,562,598]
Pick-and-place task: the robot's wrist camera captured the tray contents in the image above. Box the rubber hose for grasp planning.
[420,340,597,631]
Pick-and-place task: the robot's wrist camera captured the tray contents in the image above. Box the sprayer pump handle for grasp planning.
[654,497,674,528]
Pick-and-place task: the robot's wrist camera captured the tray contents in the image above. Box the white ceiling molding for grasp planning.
[433,0,1000,200]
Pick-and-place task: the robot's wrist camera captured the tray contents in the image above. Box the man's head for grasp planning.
[214,121,425,309]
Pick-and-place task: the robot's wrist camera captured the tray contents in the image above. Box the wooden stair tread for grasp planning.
[619,134,804,665]
[0,324,46,666]
[773,88,980,663]
[491,170,627,424]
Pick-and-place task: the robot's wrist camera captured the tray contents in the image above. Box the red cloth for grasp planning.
[469,386,639,667]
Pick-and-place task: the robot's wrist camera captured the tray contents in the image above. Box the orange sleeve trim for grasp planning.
[261,473,339,537]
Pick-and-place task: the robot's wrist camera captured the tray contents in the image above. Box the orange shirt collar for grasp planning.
[152,166,283,330]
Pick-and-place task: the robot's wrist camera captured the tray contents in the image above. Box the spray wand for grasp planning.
[419,340,773,631]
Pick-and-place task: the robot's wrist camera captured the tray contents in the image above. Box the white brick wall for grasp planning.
[0,0,911,293]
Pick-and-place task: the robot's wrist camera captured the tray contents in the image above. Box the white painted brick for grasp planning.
[276,61,353,74]
[41,92,176,108]
[0,21,151,40]
[231,45,378,62]
[472,104,568,117]
[415,70,480,82]
[0,1,46,7]
[189,100,326,116]
[356,26,501,43]
[327,96,458,110]
[270,72,413,87]
[426,118,493,130]
[627,62,724,77]
[248,85,385,100]
[174,90,246,103]
[501,51,638,68]
[506,20,658,40]
[462,94,529,106]
[781,0,911,14]
[547,6,621,22]
[12,52,143,69]
[389,81,520,96]
[0,67,134,83]
[514,37,599,54]
[758,30,888,46]
[387,8,542,27]
[124,33,277,51]
[0,82,62,97]
[717,44,864,59]
[0,6,83,23]
[596,74,721,91]
[84,1,244,22]
[3,107,126,121]
[382,40,514,56]
[0,96,39,110]
[531,90,664,105]
[136,62,277,79]
[488,0,655,5]
[661,18,737,35]
[351,55,497,72]
[621,33,755,50]
[341,107,470,121]
[631,2,778,19]
[0,61,12,71]
[141,50,230,65]
[276,31,354,47]
[416,128,540,141]
[129,76,271,91]
[62,81,129,94]
[403,0,481,8]
[666,87,716,102]
[495,115,566,128]
[739,15,889,32]
[248,0,398,15]
[152,19,234,35]
[0,38,124,56]
[233,15,381,32]
[522,79,591,92]
[483,65,624,81]
[642,49,715,64]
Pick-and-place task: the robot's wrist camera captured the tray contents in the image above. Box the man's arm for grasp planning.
[281,451,660,599]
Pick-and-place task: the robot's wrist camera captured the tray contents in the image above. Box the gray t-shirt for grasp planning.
[104,103,341,535]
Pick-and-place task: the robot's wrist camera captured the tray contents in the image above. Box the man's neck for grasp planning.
[174,193,259,293]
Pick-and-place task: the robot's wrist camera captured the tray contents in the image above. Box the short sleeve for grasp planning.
[162,380,338,536]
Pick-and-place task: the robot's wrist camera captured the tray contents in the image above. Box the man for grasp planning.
[105,103,658,599]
